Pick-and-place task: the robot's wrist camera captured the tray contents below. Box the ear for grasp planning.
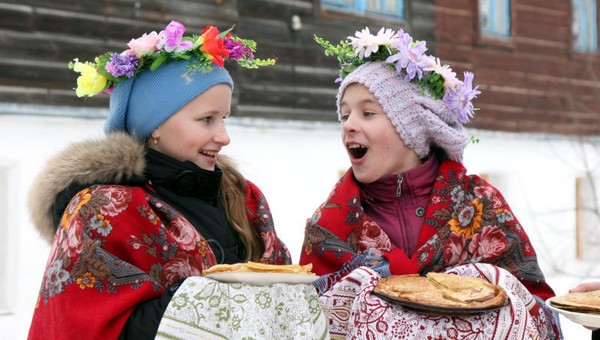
[151,129,159,139]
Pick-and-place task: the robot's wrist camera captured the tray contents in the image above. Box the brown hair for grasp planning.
[216,155,264,261]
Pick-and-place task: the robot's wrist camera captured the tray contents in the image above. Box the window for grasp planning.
[0,167,9,314]
[322,0,404,19]
[572,0,598,52]
[576,176,600,260]
[478,0,511,38]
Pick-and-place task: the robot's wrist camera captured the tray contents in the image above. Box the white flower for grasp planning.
[424,56,460,89]
[374,27,400,46]
[348,27,398,59]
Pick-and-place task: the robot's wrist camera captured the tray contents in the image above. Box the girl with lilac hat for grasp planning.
[299,27,561,338]
[26,21,305,339]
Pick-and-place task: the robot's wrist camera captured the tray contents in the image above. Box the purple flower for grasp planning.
[386,30,429,81]
[224,38,253,60]
[443,71,481,123]
[105,53,139,78]
[157,20,193,53]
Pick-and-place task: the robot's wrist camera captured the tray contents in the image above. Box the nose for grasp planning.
[342,112,359,134]
[213,121,231,146]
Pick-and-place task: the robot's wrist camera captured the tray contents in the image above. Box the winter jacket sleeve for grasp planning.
[119,280,184,339]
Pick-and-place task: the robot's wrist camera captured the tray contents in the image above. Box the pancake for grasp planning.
[202,261,315,275]
[550,290,600,313]
[374,272,508,310]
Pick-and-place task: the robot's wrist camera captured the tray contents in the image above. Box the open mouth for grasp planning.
[201,150,217,158]
[348,143,367,159]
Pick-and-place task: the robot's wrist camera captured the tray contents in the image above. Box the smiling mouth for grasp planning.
[348,144,367,159]
[201,151,217,158]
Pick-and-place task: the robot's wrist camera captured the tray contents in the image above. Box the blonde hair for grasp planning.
[216,155,264,261]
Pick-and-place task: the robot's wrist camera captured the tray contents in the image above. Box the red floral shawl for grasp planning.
[28,181,291,340]
[300,160,555,301]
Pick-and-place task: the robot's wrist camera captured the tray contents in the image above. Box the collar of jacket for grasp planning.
[28,132,147,244]
[145,148,222,203]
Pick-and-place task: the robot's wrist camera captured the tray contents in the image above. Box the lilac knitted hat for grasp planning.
[337,61,469,163]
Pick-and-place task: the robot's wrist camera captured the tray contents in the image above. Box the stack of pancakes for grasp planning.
[374,272,508,309]
[202,261,316,275]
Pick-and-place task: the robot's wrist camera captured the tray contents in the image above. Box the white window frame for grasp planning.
[479,0,511,38]
[322,0,404,19]
[0,165,15,315]
[572,0,598,52]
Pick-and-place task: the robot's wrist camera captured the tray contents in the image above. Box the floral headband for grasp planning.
[315,27,480,123]
[69,20,275,97]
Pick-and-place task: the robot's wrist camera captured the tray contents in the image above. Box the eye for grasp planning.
[363,111,376,117]
[198,116,212,123]
[340,113,350,122]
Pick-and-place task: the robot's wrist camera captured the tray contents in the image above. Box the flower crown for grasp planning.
[69,20,275,97]
[315,27,481,123]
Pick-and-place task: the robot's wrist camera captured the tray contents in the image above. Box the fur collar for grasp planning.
[28,132,146,244]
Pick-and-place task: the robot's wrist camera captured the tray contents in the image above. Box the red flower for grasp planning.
[443,232,468,266]
[200,26,229,67]
[162,253,203,286]
[357,220,391,253]
[468,225,508,259]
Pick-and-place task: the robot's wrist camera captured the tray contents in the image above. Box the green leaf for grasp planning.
[150,53,169,71]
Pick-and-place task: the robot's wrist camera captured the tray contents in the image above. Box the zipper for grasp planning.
[396,173,403,197]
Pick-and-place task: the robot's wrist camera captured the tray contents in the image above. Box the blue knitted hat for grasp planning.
[105,60,233,139]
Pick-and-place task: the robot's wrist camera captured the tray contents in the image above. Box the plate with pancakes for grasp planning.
[546,290,600,328]
[202,261,318,286]
[373,272,509,314]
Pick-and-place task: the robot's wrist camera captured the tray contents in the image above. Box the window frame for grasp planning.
[0,165,15,315]
[572,0,599,53]
[321,0,405,20]
[478,0,512,39]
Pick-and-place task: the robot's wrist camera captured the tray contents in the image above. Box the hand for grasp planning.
[569,281,600,293]
[568,281,600,331]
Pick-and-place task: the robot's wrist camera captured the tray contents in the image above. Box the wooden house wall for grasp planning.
[0,0,434,123]
[436,0,600,135]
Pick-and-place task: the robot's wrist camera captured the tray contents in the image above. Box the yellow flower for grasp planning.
[448,198,483,240]
[60,189,92,229]
[77,271,96,289]
[73,61,107,97]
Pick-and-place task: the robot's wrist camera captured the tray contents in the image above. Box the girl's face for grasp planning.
[150,84,232,171]
[339,83,421,183]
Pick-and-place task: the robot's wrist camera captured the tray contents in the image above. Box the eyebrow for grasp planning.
[340,98,379,106]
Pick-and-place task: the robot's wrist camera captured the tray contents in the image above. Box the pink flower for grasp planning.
[169,217,201,251]
[98,186,131,216]
[126,31,160,58]
[58,216,84,258]
[357,221,391,253]
[157,20,193,53]
[474,186,494,199]
[468,225,508,259]
[162,253,202,286]
[443,232,468,266]
[260,231,276,259]
[474,186,503,209]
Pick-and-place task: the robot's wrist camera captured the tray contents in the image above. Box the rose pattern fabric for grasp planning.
[29,181,291,339]
[319,264,560,340]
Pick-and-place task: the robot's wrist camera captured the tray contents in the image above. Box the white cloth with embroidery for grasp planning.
[319,263,559,340]
[156,276,330,339]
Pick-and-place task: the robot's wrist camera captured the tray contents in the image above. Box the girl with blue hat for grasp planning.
[27,21,297,339]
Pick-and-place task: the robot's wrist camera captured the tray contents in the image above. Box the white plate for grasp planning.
[204,272,318,286]
[546,298,600,328]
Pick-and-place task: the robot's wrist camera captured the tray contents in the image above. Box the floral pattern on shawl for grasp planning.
[30,181,291,339]
[38,185,212,305]
[300,160,554,302]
